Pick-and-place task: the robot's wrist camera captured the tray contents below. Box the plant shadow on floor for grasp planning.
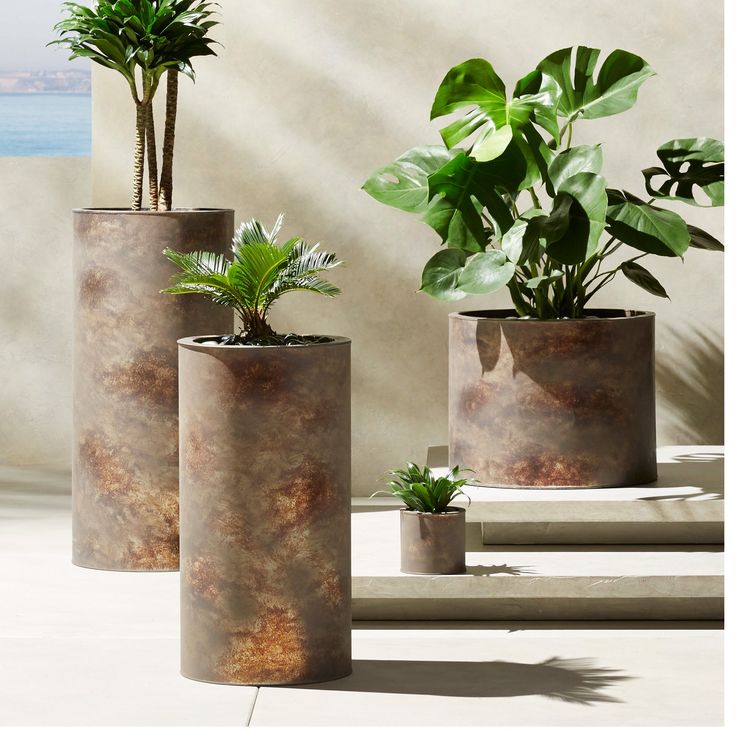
[642,451,723,501]
[299,657,630,704]
[466,564,536,576]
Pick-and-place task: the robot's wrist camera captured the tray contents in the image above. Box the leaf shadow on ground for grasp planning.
[298,657,631,704]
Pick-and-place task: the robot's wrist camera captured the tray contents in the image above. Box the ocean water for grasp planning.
[0,93,91,156]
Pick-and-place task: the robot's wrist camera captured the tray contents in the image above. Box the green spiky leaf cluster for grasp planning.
[373,464,473,513]
[162,215,342,341]
[363,46,724,318]
[51,0,218,94]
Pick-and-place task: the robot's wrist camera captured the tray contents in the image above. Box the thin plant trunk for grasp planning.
[132,102,146,211]
[158,70,179,211]
[145,102,159,211]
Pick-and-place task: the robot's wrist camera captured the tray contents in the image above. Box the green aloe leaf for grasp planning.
[362,146,456,213]
[643,138,724,207]
[606,190,690,257]
[537,46,654,122]
[620,260,669,298]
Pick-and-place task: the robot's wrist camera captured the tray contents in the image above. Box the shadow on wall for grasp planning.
[656,326,723,445]
[299,657,631,704]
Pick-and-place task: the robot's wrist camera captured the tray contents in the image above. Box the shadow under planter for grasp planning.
[449,310,657,489]
[72,209,234,571]
[178,335,352,685]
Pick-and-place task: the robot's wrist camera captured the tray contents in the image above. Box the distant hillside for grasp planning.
[0,70,91,94]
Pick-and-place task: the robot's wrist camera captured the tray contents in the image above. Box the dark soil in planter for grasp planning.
[194,333,335,347]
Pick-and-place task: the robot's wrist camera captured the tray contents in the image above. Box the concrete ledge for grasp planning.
[351,510,723,621]
[425,445,724,544]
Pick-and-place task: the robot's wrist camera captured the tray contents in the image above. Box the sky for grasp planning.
[0,0,88,71]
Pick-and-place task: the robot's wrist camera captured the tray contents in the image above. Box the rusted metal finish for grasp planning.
[449,310,657,489]
[73,209,234,571]
[178,336,352,685]
[400,508,466,575]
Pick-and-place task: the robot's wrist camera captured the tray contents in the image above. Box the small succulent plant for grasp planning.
[373,463,473,513]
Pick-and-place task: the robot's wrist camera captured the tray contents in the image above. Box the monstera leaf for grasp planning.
[548,145,603,191]
[430,57,559,168]
[686,224,724,251]
[362,146,455,213]
[424,151,517,249]
[544,172,608,264]
[620,260,669,298]
[419,248,514,300]
[606,190,690,257]
[537,46,654,122]
[643,138,724,206]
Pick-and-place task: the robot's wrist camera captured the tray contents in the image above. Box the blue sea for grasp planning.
[0,93,91,156]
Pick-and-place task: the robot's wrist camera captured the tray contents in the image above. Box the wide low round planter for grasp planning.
[72,209,234,571]
[178,336,352,685]
[400,508,466,575]
[449,310,657,489]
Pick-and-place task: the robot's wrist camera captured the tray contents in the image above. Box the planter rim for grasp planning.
[450,308,654,323]
[73,207,234,215]
[399,506,466,516]
[178,335,351,350]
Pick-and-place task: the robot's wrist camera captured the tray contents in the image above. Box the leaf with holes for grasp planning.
[537,46,654,122]
[362,146,456,213]
[643,138,724,207]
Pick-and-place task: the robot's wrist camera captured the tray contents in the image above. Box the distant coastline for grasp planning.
[0,70,91,94]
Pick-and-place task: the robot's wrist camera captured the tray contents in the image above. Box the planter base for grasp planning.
[179,336,352,685]
[449,310,657,489]
[72,208,234,571]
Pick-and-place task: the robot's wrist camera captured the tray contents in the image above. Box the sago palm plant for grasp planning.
[51,0,218,211]
[162,215,342,343]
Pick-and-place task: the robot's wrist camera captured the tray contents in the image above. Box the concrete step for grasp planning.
[422,445,724,544]
[350,509,723,621]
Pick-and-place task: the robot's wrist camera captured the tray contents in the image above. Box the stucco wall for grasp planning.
[89,0,723,494]
[0,157,90,474]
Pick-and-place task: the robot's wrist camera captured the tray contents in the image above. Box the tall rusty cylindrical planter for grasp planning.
[400,508,466,575]
[73,209,234,571]
[178,336,352,685]
[449,310,657,489]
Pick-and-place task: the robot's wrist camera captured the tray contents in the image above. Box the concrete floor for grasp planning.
[0,482,724,727]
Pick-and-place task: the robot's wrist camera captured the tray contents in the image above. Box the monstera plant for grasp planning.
[363,46,723,318]
[364,46,724,490]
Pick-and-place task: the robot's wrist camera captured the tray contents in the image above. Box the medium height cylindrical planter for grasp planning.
[73,209,234,571]
[400,508,466,575]
[449,310,657,489]
[178,336,352,685]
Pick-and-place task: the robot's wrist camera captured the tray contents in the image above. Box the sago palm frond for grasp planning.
[162,215,341,340]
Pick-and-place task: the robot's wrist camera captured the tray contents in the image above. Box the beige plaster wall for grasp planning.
[91,0,724,494]
[0,157,90,474]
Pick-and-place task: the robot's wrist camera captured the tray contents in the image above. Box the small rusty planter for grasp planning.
[400,508,466,575]
[449,310,657,489]
[178,336,352,685]
[72,209,234,571]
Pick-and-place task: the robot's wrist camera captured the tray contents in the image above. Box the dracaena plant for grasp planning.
[372,464,473,513]
[162,215,341,343]
[51,0,219,211]
[363,46,724,318]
